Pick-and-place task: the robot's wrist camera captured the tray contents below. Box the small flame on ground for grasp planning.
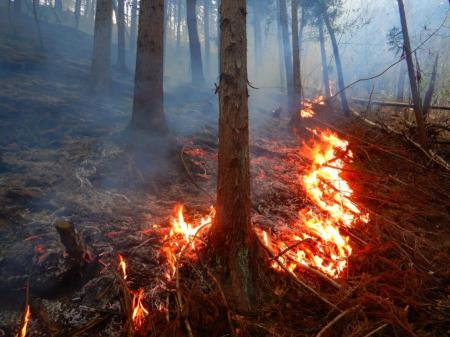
[131,288,149,329]
[118,254,127,280]
[19,305,31,337]
[300,96,325,118]
[260,128,369,278]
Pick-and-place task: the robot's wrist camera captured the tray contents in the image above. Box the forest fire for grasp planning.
[118,254,127,280]
[300,96,325,118]
[18,305,31,337]
[131,288,149,329]
[260,129,369,278]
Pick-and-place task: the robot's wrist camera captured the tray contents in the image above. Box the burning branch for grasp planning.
[18,281,31,337]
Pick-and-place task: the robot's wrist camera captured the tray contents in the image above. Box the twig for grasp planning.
[362,323,388,337]
[316,305,360,337]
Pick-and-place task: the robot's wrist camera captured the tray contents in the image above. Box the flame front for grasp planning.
[260,129,369,278]
[131,288,149,329]
[19,305,31,337]
[118,254,127,280]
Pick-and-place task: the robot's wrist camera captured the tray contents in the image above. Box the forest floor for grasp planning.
[0,8,449,337]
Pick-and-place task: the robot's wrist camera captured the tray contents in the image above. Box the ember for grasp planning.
[18,305,30,337]
[260,129,369,278]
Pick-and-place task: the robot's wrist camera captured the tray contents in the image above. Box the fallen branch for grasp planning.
[316,305,360,337]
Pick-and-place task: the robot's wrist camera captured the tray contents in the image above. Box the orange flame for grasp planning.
[118,254,127,280]
[131,288,149,329]
[19,305,31,337]
[300,96,325,118]
[260,129,369,278]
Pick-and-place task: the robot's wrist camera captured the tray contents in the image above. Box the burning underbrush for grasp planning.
[0,103,449,337]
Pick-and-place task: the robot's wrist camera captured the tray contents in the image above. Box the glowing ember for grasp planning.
[260,129,369,278]
[19,305,31,337]
[118,254,127,280]
[299,96,325,118]
[131,288,149,329]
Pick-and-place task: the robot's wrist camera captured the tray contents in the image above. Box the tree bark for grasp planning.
[396,0,427,149]
[318,16,330,98]
[278,0,293,107]
[75,0,81,29]
[291,0,301,110]
[423,53,439,117]
[131,0,168,135]
[210,0,262,311]
[322,9,350,116]
[186,0,205,85]
[116,0,127,71]
[203,0,211,80]
[91,0,112,93]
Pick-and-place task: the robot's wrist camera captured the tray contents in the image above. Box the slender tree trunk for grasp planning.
[55,0,62,12]
[203,0,211,80]
[423,53,439,117]
[251,0,262,68]
[278,0,293,106]
[318,16,330,98]
[130,0,138,54]
[186,0,205,85]
[91,0,97,17]
[322,10,350,116]
[276,0,285,89]
[291,0,301,110]
[211,0,262,311]
[75,0,81,29]
[14,0,22,16]
[176,0,182,54]
[131,0,168,134]
[116,0,126,70]
[397,60,406,101]
[91,0,112,93]
[32,0,44,49]
[396,0,427,148]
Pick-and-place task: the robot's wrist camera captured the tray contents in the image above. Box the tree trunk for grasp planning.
[55,0,62,13]
[32,0,44,49]
[251,0,262,68]
[186,0,205,85]
[90,0,97,17]
[14,0,22,16]
[176,0,182,54]
[276,0,285,89]
[278,0,293,107]
[322,10,350,116]
[396,60,406,101]
[203,0,211,80]
[91,0,112,93]
[318,17,330,98]
[423,53,439,117]
[75,0,81,29]
[85,0,92,16]
[130,0,138,54]
[291,0,301,110]
[131,0,168,135]
[396,0,427,149]
[210,0,262,311]
[116,0,127,71]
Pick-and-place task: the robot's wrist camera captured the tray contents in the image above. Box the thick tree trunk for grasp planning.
[318,17,330,98]
[203,0,211,80]
[322,10,350,116]
[397,60,406,101]
[423,53,439,117]
[291,0,301,110]
[186,0,205,85]
[91,0,112,93]
[116,0,126,70]
[396,0,427,149]
[130,0,138,54]
[278,0,293,107]
[131,0,168,135]
[211,0,261,311]
[75,0,81,29]
[251,0,262,68]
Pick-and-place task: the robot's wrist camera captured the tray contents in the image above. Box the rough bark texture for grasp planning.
[203,0,211,80]
[116,0,127,70]
[323,10,350,116]
[130,0,138,54]
[186,0,205,85]
[211,0,261,311]
[291,0,301,110]
[131,0,168,135]
[423,53,439,117]
[396,0,427,149]
[318,16,330,98]
[279,0,293,105]
[75,0,82,29]
[91,0,112,93]
[397,60,406,101]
